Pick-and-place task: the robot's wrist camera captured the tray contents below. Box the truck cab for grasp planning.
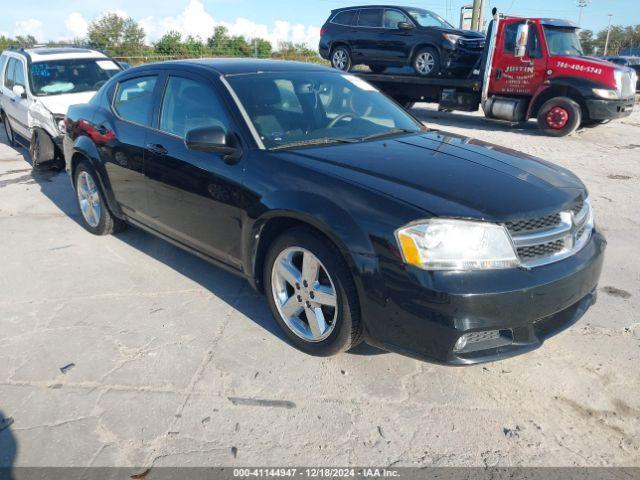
[484,16,636,135]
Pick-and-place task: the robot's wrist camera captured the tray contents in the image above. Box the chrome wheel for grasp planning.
[76,171,101,228]
[271,247,338,342]
[415,51,435,75]
[332,49,349,71]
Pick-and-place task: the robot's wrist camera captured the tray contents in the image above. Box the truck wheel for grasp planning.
[537,97,582,137]
[413,47,440,77]
[2,112,16,147]
[369,65,386,74]
[331,46,352,72]
[264,227,363,356]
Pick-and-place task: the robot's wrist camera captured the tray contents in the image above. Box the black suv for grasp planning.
[319,5,486,76]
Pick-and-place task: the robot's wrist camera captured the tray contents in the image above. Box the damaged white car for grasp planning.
[0,47,122,168]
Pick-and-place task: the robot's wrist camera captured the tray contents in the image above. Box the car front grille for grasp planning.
[459,39,485,50]
[504,199,593,268]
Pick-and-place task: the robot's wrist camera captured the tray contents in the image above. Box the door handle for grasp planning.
[146,143,168,156]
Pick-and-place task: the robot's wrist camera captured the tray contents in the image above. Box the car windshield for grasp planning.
[543,26,584,56]
[226,71,422,149]
[406,8,453,29]
[29,58,121,96]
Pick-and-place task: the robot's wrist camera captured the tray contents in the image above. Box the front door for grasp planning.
[378,9,414,63]
[3,57,31,139]
[491,20,547,96]
[144,72,246,267]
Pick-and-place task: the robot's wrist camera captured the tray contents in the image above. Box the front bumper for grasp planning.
[586,96,635,120]
[363,230,606,365]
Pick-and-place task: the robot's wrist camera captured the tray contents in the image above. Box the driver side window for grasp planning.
[4,58,16,89]
[384,10,410,29]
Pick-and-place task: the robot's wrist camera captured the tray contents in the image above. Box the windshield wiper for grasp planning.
[270,137,359,151]
[358,128,418,142]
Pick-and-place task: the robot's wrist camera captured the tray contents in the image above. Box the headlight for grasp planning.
[395,219,519,270]
[443,33,462,44]
[592,88,620,99]
[53,114,66,133]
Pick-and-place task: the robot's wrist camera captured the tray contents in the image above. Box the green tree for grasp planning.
[183,36,207,57]
[87,13,146,57]
[579,29,595,55]
[154,31,185,56]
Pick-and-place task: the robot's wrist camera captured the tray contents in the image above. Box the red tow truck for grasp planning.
[356,9,637,136]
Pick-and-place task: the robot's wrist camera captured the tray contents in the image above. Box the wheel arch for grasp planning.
[410,42,441,62]
[527,79,592,121]
[245,195,375,294]
[70,138,123,219]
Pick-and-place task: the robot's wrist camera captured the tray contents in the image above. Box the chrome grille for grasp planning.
[504,199,593,268]
[622,70,635,98]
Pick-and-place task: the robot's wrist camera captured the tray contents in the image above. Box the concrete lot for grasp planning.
[0,108,638,469]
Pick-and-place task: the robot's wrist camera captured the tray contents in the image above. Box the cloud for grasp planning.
[8,0,320,49]
[65,12,89,39]
[14,18,43,39]
[140,0,320,49]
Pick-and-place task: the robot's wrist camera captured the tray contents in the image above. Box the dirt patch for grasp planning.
[602,286,632,299]
[607,174,632,180]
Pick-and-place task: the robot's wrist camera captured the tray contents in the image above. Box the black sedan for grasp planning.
[63,59,605,365]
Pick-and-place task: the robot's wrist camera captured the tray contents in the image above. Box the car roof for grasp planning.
[331,5,419,12]
[1,47,110,62]
[128,58,335,76]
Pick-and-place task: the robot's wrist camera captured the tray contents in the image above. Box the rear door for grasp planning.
[143,71,246,266]
[98,73,161,221]
[352,8,385,62]
[491,20,547,96]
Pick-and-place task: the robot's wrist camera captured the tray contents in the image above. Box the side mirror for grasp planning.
[398,22,413,30]
[12,84,26,98]
[185,126,241,163]
[515,23,530,58]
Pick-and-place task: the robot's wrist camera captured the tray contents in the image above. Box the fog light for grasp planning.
[454,335,468,352]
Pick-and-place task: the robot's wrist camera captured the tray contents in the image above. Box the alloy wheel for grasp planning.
[416,52,435,75]
[76,170,102,228]
[332,49,349,71]
[271,247,338,342]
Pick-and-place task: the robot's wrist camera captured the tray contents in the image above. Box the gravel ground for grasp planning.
[0,108,638,469]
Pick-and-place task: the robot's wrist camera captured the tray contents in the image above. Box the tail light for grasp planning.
[320,27,327,37]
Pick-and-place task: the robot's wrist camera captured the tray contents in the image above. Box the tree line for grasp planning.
[0,13,320,63]
[580,24,640,56]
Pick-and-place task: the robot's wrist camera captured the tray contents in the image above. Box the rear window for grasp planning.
[357,9,382,27]
[332,10,356,26]
[113,76,158,127]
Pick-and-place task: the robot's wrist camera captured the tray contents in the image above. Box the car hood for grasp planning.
[34,91,96,116]
[420,27,485,39]
[275,131,585,221]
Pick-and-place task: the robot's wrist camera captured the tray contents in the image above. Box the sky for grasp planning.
[1,0,637,49]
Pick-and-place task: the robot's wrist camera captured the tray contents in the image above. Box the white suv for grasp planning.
[0,47,122,168]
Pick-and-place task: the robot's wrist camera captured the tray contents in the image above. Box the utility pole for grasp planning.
[471,0,485,32]
[577,0,591,26]
[604,14,613,55]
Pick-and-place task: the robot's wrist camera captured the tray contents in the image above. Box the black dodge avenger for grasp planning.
[63,59,605,364]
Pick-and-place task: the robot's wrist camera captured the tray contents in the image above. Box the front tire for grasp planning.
[264,227,363,356]
[74,162,125,235]
[331,46,352,72]
[537,97,582,137]
[413,47,440,77]
[30,129,60,170]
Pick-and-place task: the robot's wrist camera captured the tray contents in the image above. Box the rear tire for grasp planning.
[331,46,352,72]
[412,47,440,77]
[2,112,16,147]
[536,97,582,137]
[74,161,125,236]
[369,65,386,74]
[264,227,363,356]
